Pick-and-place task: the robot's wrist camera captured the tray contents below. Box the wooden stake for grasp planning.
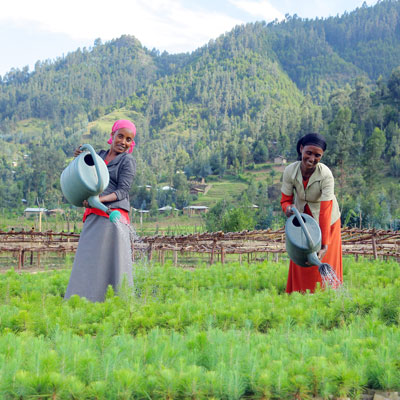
[148,243,153,261]
[18,250,22,270]
[39,211,42,232]
[210,240,216,265]
[161,250,165,265]
[372,229,378,260]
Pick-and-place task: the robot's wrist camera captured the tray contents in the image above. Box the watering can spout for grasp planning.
[88,195,108,213]
[88,196,121,222]
[306,251,321,267]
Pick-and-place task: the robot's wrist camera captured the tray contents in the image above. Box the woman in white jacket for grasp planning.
[280,133,343,293]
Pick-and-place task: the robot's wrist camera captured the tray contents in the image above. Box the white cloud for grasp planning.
[230,0,284,21]
[0,0,243,53]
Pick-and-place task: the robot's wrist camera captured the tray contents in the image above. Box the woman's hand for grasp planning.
[82,200,89,208]
[285,204,295,218]
[74,146,83,157]
[318,245,328,260]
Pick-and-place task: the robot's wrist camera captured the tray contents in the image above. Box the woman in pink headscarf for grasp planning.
[65,119,137,302]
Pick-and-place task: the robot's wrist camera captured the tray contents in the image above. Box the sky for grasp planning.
[0,0,377,77]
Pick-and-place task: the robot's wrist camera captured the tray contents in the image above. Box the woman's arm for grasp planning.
[318,199,333,260]
[82,193,117,207]
[318,167,336,259]
[113,157,136,201]
[99,193,118,203]
[281,165,295,217]
[281,193,294,217]
[85,156,135,206]
[74,146,83,157]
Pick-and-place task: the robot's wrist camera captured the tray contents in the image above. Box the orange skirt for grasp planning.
[286,218,343,293]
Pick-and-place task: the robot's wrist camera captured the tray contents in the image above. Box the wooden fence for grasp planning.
[0,229,79,269]
[0,227,399,270]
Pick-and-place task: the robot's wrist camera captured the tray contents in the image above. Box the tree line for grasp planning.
[0,0,399,230]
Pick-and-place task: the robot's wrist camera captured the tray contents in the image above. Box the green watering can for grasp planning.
[285,206,341,287]
[285,206,321,267]
[60,144,121,222]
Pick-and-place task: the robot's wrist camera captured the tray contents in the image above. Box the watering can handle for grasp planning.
[292,206,316,249]
[80,144,103,193]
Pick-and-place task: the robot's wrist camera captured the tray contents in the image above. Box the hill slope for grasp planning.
[0,1,399,228]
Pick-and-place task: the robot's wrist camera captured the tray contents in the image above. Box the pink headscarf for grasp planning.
[107,119,136,154]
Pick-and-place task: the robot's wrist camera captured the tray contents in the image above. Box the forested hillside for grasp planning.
[270,0,400,95]
[0,0,399,229]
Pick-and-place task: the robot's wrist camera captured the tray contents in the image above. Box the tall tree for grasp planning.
[363,127,386,185]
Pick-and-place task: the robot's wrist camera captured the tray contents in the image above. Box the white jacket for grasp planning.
[281,161,340,225]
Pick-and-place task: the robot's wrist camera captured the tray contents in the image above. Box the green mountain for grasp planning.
[268,0,400,94]
[2,1,400,131]
[0,0,399,229]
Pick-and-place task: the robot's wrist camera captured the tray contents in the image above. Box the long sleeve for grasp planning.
[281,192,293,214]
[319,200,333,245]
[114,156,135,201]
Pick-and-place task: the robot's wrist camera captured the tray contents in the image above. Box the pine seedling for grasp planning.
[154,366,181,399]
[332,362,365,399]
[46,371,70,399]
[252,370,274,399]
[177,364,208,399]
[222,368,247,400]
[87,380,109,399]
[63,374,86,399]
[305,356,332,399]
[112,368,143,400]
[105,285,115,300]
[268,361,291,400]
[8,370,37,399]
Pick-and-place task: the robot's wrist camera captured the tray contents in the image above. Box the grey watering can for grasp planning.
[285,206,322,267]
[285,206,341,288]
[60,144,121,222]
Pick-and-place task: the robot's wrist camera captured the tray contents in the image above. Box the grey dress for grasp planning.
[65,151,136,302]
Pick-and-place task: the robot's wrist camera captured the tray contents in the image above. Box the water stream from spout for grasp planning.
[318,263,342,290]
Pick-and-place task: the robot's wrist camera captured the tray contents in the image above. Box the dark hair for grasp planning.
[296,133,327,160]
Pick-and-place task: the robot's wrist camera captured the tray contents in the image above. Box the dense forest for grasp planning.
[0,0,399,230]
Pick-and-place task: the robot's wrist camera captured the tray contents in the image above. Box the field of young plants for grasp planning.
[0,257,399,399]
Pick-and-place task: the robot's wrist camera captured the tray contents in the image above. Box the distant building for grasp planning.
[274,156,287,165]
[47,209,65,216]
[161,186,175,191]
[24,208,47,217]
[183,205,209,216]
[158,205,179,213]
[138,185,152,191]
[190,187,205,195]
[131,208,149,224]
[132,208,150,214]
[188,180,208,195]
